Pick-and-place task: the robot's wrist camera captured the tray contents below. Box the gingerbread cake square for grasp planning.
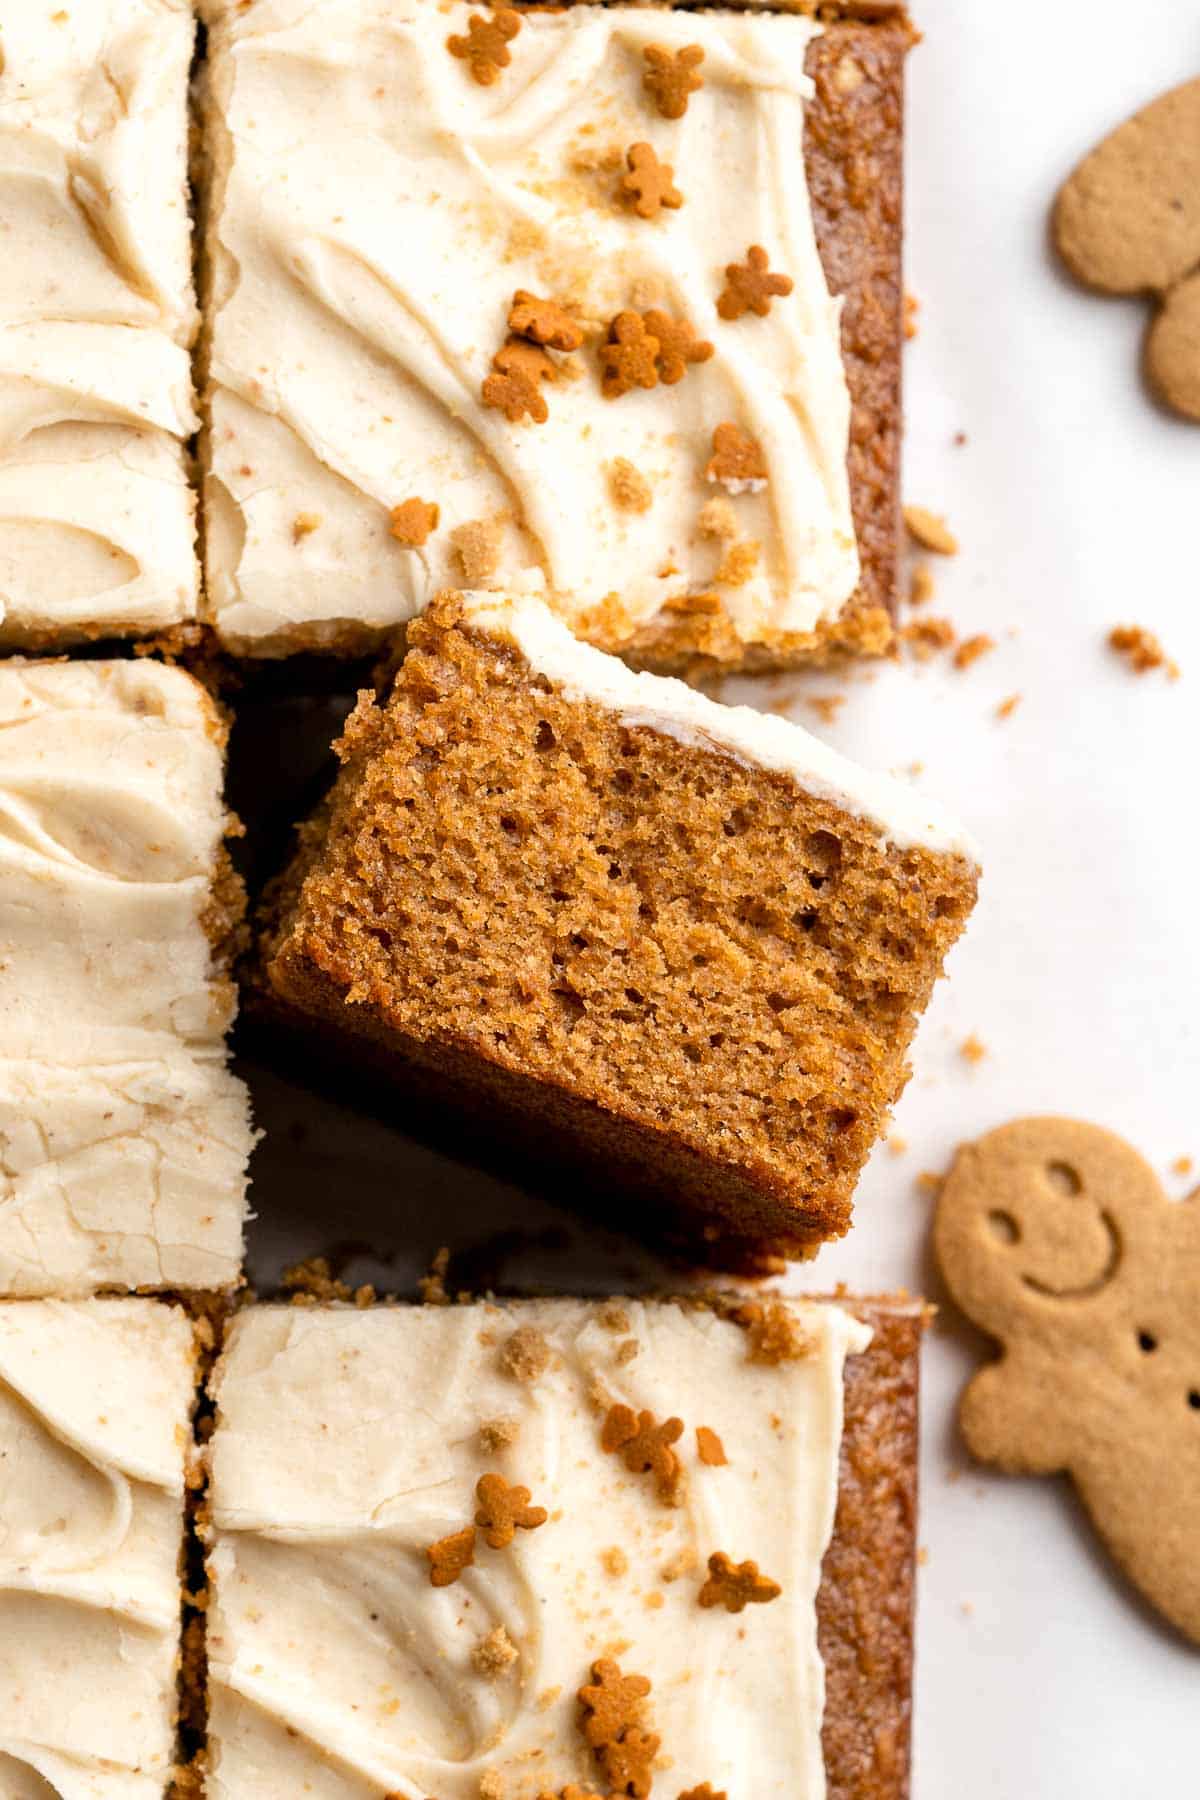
[261,590,977,1264]
[0,0,200,647]
[203,1293,921,1799]
[0,660,254,1297]
[0,1296,198,1795]
[198,0,906,669]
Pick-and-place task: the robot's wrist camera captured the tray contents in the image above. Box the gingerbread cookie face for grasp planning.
[1054,77,1200,422]
[935,1117,1200,1644]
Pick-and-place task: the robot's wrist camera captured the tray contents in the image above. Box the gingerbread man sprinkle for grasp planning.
[621,142,683,220]
[447,5,521,86]
[642,43,705,119]
[482,338,558,424]
[600,312,661,399]
[717,245,795,321]
[706,422,768,489]
[698,1550,782,1612]
[577,1657,651,1747]
[508,289,585,352]
[641,309,714,385]
[598,1727,660,1798]
[426,1524,476,1588]
[601,1402,684,1501]
[474,1472,548,1548]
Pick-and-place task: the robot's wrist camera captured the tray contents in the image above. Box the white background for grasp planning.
[237,0,1200,1789]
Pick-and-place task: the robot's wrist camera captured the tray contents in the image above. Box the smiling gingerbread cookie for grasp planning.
[935,1116,1200,1644]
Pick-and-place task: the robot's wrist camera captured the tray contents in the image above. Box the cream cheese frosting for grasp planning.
[0,1297,196,1796]
[0,1,199,642]
[0,660,253,1296]
[200,0,858,654]
[205,1296,870,1799]
[459,588,981,860]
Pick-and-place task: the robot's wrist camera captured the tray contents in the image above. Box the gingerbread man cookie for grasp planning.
[934,1116,1200,1644]
[1054,77,1200,422]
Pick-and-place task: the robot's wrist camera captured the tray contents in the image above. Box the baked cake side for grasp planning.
[0,661,254,1297]
[0,1,200,647]
[262,590,977,1264]
[197,0,904,668]
[203,1294,919,1799]
[0,1297,198,1796]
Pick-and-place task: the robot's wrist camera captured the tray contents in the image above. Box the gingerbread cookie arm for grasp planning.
[957,1355,1071,1477]
[1145,266,1200,422]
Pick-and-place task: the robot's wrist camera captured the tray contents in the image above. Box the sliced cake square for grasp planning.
[261,590,978,1265]
[0,660,254,1296]
[0,0,200,647]
[197,0,907,670]
[0,1296,198,1795]
[204,1293,921,1799]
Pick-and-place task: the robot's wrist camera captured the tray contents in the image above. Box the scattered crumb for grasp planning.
[480,1415,520,1453]
[806,693,846,727]
[736,1297,813,1365]
[1172,1155,1194,1178]
[537,1686,562,1712]
[601,1546,629,1579]
[500,1325,552,1385]
[291,511,321,543]
[452,517,504,582]
[280,1256,374,1308]
[715,539,760,586]
[995,693,1022,721]
[696,496,739,540]
[960,1601,974,1618]
[959,1034,988,1066]
[587,1374,613,1415]
[916,1171,943,1198]
[908,562,935,607]
[599,1303,632,1333]
[953,633,995,672]
[695,1425,728,1467]
[660,1546,699,1583]
[902,616,956,662]
[903,505,958,555]
[903,291,920,340]
[389,496,440,548]
[1107,624,1180,679]
[615,1338,640,1365]
[472,1626,519,1679]
[888,1134,908,1157]
[418,1246,450,1306]
[643,1590,665,1611]
[480,1772,505,1800]
[953,431,968,447]
[607,456,653,513]
[917,1546,930,1567]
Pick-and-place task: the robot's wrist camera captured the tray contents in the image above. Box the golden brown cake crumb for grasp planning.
[389,497,440,547]
[500,1324,552,1385]
[599,1302,632,1333]
[706,422,767,487]
[995,692,1022,720]
[1108,623,1180,677]
[953,633,995,671]
[607,457,653,513]
[902,616,956,660]
[903,291,920,340]
[909,561,935,606]
[453,517,505,581]
[959,1033,988,1065]
[292,511,322,543]
[737,1297,814,1366]
[806,693,846,727]
[1172,1154,1194,1177]
[695,1425,728,1467]
[615,1337,640,1366]
[601,1545,630,1579]
[696,496,738,541]
[279,1255,374,1307]
[480,1414,521,1452]
[479,1769,506,1800]
[660,1545,700,1583]
[714,539,760,586]
[699,1551,782,1613]
[418,1245,451,1305]
[472,1624,520,1679]
[903,506,958,555]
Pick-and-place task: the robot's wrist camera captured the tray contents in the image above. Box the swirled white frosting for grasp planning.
[206,1297,870,1799]
[0,1,198,642]
[200,0,858,654]
[0,1298,196,1796]
[0,660,252,1296]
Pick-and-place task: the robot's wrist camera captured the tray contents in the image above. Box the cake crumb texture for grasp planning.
[264,595,976,1260]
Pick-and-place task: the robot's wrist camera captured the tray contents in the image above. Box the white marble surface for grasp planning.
[234,0,1200,1787]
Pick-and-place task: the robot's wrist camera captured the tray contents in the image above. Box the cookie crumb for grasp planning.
[480,1415,520,1452]
[903,291,920,340]
[995,692,1022,721]
[953,634,995,672]
[909,562,935,607]
[736,1297,813,1365]
[904,505,959,555]
[1172,1155,1194,1178]
[806,693,845,727]
[1108,624,1180,678]
[600,1546,629,1579]
[696,497,739,541]
[695,1425,727,1467]
[888,1134,909,1156]
[472,1625,519,1679]
[418,1246,451,1306]
[959,1034,988,1066]
[615,1337,640,1366]
[499,1325,552,1385]
[292,511,322,543]
[389,497,440,547]
[714,539,760,586]
[607,457,653,513]
[453,517,504,582]
[661,1545,699,1583]
[902,616,956,661]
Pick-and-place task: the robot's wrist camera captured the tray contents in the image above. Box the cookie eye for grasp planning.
[1046,1160,1082,1196]
[987,1210,1020,1245]
[1188,1391,1200,1412]
[1137,1330,1158,1353]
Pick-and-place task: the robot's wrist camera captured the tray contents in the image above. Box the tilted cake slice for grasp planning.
[0,660,254,1296]
[204,1293,922,1799]
[0,1298,199,1796]
[261,590,978,1265]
